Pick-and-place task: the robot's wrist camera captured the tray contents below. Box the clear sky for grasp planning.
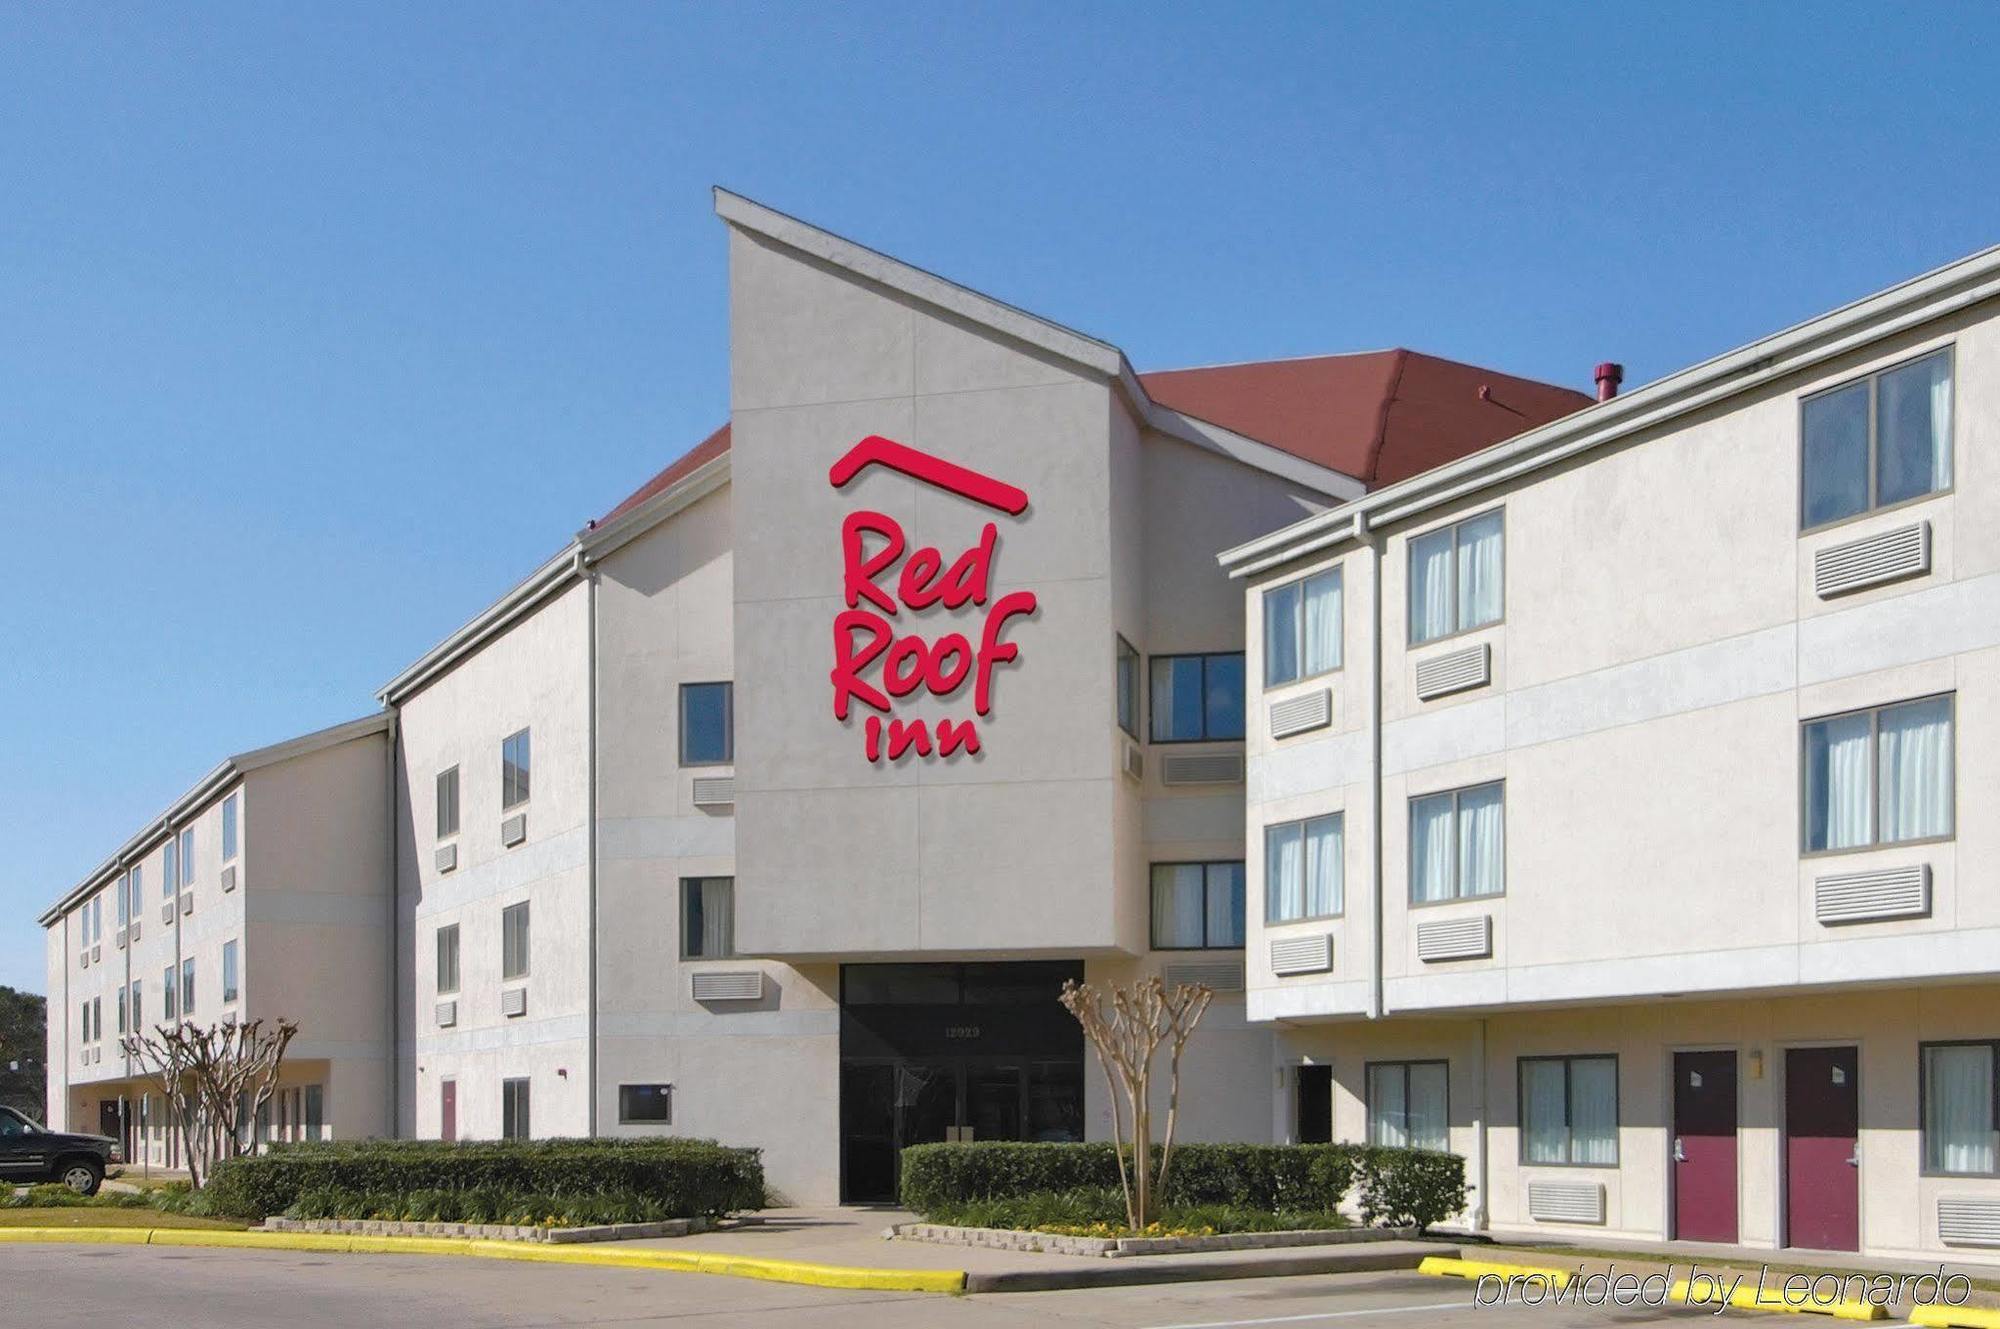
[3,3,1998,991]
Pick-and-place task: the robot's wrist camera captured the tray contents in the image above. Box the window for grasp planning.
[679,682,734,765]
[436,767,460,840]
[1115,637,1140,738]
[180,958,195,1014]
[1150,862,1246,949]
[116,986,127,1035]
[221,792,240,861]
[79,1000,89,1044]
[501,729,531,809]
[163,966,177,1020]
[129,981,141,1034]
[436,924,460,994]
[1922,1041,1997,1175]
[619,1084,673,1124]
[222,940,239,1003]
[1149,652,1245,742]
[1408,509,1504,644]
[1802,348,1952,530]
[91,997,101,1042]
[178,828,194,890]
[1804,694,1953,854]
[164,836,178,896]
[502,1077,531,1140]
[501,902,531,980]
[680,878,734,959]
[1265,567,1343,687]
[129,865,142,918]
[117,872,129,927]
[1520,1055,1619,1165]
[1368,1061,1449,1151]
[304,1085,325,1142]
[1265,814,1343,922]
[1410,782,1505,903]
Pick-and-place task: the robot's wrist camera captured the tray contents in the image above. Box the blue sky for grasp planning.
[3,3,1998,991]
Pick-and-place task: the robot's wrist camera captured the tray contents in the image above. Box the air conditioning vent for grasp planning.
[501,813,527,847]
[435,999,457,1028]
[691,971,764,1002]
[1414,642,1492,701]
[434,843,458,874]
[1269,689,1331,739]
[79,951,88,970]
[1815,865,1930,925]
[500,987,527,1018]
[1269,933,1333,976]
[1162,961,1245,993]
[92,943,102,961]
[1160,753,1245,786]
[1528,1181,1605,1224]
[1814,520,1931,597]
[116,927,127,950]
[1121,743,1144,783]
[1417,914,1493,962]
[1939,1197,2000,1247]
[179,894,192,917]
[221,865,237,893]
[128,920,139,943]
[691,776,735,807]
[161,903,176,927]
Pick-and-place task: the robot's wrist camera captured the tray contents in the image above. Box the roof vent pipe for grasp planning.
[1595,362,1624,402]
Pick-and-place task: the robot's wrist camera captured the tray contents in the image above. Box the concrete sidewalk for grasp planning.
[631,1206,1456,1292]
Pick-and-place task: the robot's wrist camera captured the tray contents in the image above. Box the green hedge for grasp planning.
[204,1138,765,1221]
[898,1142,1465,1231]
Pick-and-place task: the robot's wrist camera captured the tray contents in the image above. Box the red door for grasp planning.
[440,1080,457,1143]
[1673,1051,1738,1242]
[1785,1046,1859,1251]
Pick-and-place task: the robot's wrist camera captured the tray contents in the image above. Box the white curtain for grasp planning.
[1410,794,1456,902]
[1809,712,1874,850]
[1152,865,1206,948]
[1264,581,1300,687]
[1206,863,1245,948]
[1457,784,1505,898]
[1924,1045,1995,1174]
[1455,511,1504,632]
[1409,529,1454,644]
[1522,1060,1568,1163]
[1150,658,1178,742]
[700,879,734,958]
[1570,1058,1619,1164]
[1930,355,1954,490]
[1304,815,1343,917]
[1369,1065,1407,1147]
[1304,569,1342,675]
[1409,1062,1449,1151]
[1878,697,1952,843]
[1266,823,1304,923]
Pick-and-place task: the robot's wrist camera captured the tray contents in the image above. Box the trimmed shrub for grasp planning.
[927,1189,1350,1235]
[1352,1146,1467,1231]
[205,1138,764,1222]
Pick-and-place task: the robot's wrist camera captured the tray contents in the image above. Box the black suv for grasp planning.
[0,1104,116,1195]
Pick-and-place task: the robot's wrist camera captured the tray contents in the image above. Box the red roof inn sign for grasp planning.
[829,436,1037,763]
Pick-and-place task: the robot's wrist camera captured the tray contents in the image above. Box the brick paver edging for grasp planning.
[261,1215,712,1244]
[892,1221,1417,1258]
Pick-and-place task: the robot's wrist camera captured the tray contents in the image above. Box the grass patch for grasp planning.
[0,1208,245,1231]
[924,1187,1349,1238]
[1487,1244,2000,1299]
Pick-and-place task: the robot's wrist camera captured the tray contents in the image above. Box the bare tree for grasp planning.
[121,1018,298,1187]
[1058,977,1213,1230]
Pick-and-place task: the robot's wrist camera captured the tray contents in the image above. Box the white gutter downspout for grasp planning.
[387,721,402,1137]
[581,550,600,1136]
[1472,1017,1490,1230]
[1361,510,1385,1023]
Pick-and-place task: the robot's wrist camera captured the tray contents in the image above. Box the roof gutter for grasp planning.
[1220,243,2000,579]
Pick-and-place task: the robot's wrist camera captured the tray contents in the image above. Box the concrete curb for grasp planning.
[0,1228,967,1294]
[1913,1307,2000,1329]
[964,1243,1456,1293]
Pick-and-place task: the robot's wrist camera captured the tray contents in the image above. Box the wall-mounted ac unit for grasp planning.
[1528,1181,1606,1224]
[435,999,457,1028]
[1814,520,1930,598]
[501,813,528,847]
[1939,1196,2000,1247]
[161,902,175,926]
[115,928,126,950]
[220,865,237,893]
[1269,933,1333,976]
[1815,864,1930,925]
[1414,642,1492,700]
[1160,753,1245,786]
[1121,743,1144,783]
[691,971,764,1002]
[128,920,139,943]
[179,894,193,917]
[1416,914,1493,962]
[500,987,527,1018]
[1269,689,1331,739]
[1162,960,1245,993]
[691,776,735,808]
[435,843,458,874]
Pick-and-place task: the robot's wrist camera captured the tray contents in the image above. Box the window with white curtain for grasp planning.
[681,877,735,959]
[501,729,532,809]
[1803,694,1953,853]
[1150,862,1246,949]
[1150,652,1246,742]
[222,940,239,1003]
[1264,567,1343,687]
[1367,1061,1449,1151]
[1801,347,1953,530]
[1922,1042,1997,1175]
[1116,637,1140,738]
[1409,781,1505,903]
[164,836,178,897]
[1520,1055,1618,1165]
[1265,814,1343,923]
[501,901,531,979]
[1408,510,1503,645]
[435,767,460,840]
[436,924,460,995]
[179,827,194,893]
[222,792,240,861]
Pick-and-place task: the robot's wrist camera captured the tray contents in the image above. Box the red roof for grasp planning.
[595,351,1588,523]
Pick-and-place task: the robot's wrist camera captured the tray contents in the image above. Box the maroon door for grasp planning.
[440,1080,457,1143]
[1672,1051,1739,1242]
[1785,1046,1859,1251]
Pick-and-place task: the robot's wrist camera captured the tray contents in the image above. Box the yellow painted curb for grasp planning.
[1912,1306,2000,1329]
[0,1228,967,1294]
[1668,1278,1885,1321]
[1417,1255,1574,1287]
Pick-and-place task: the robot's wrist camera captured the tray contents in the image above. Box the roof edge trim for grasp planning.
[377,547,580,706]
[579,452,732,563]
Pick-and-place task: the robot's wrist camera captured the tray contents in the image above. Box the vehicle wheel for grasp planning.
[60,1160,102,1196]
